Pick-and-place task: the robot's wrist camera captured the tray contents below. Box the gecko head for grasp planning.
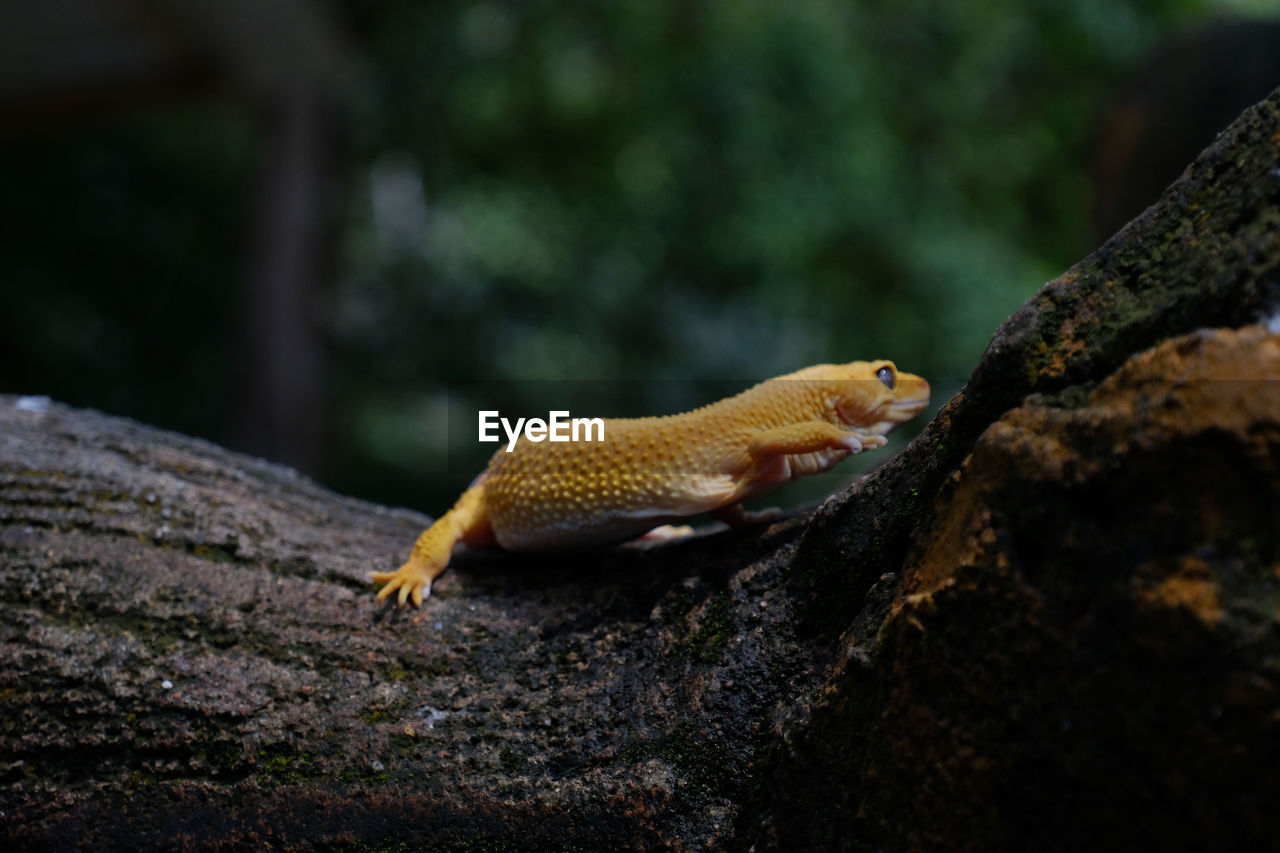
[817,360,931,435]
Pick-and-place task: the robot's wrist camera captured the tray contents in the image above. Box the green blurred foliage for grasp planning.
[328,0,1219,509]
[0,0,1257,512]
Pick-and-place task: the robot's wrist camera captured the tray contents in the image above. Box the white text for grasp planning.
[478,410,605,452]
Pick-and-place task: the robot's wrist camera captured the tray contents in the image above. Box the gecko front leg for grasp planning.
[747,420,878,459]
[743,420,889,487]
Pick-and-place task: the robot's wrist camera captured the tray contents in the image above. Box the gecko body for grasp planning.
[372,360,930,606]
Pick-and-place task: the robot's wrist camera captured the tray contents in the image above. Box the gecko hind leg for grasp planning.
[371,483,492,607]
[637,503,784,543]
[708,503,785,527]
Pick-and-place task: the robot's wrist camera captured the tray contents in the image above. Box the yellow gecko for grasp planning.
[372,360,930,606]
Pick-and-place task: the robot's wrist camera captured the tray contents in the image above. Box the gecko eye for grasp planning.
[876,366,895,389]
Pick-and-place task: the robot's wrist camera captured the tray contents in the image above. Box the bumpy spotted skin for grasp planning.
[372,360,930,606]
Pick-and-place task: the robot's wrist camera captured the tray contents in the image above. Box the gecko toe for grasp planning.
[839,433,865,453]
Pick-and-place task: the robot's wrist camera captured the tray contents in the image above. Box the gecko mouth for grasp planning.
[835,395,930,429]
[890,376,932,418]
[887,395,930,418]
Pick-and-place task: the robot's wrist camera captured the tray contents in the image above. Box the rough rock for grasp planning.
[0,398,824,851]
[758,327,1280,851]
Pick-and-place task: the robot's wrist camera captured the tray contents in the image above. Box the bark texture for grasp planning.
[3,88,1280,852]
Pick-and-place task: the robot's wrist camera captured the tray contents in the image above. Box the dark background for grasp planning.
[2,0,1277,514]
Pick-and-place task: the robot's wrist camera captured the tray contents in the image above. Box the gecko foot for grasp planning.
[856,433,889,450]
[371,561,435,607]
[637,523,697,542]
